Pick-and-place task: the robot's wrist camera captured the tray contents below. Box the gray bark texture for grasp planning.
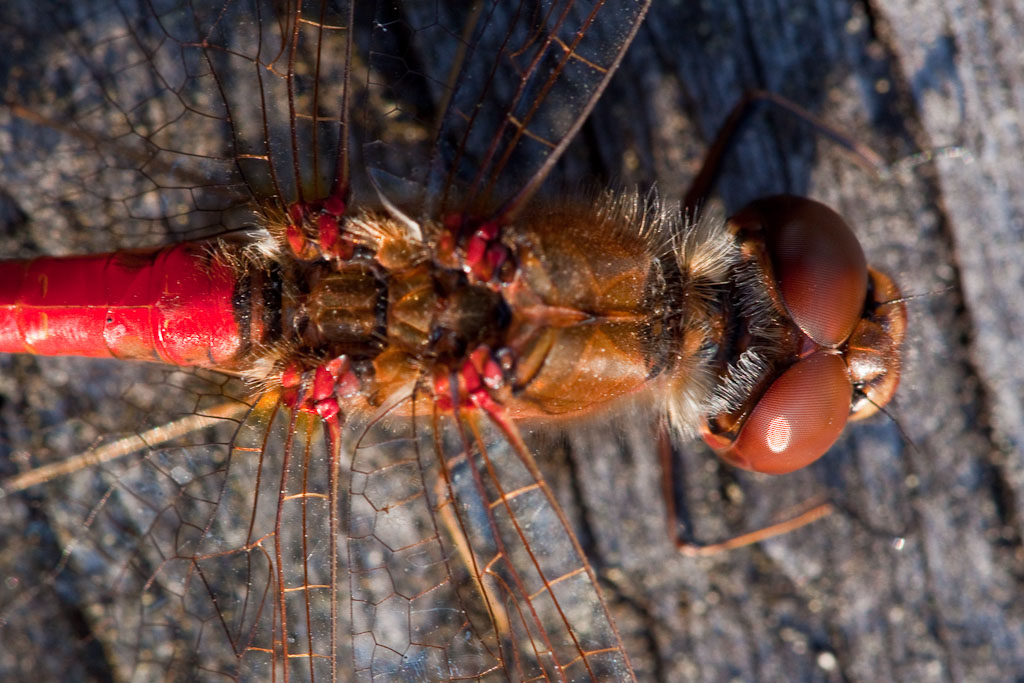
[0,1,1021,682]
[571,2,1024,681]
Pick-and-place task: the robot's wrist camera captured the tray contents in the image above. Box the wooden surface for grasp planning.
[565,1,1024,681]
[0,1,1022,681]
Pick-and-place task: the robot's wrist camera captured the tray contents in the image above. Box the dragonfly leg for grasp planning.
[437,215,513,285]
[432,345,509,414]
[675,501,835,557]
[658,426,835,556]
[280,354,360,422]
[282,193,355,261]
[684,89,889,212]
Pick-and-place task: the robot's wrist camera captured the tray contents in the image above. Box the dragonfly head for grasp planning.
[700,196,907,474]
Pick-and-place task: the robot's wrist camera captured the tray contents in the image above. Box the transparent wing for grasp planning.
[0,0,353,254]
[348,388,636,681]
[0,378,346,680]
[188,390,344,680]
[362,0,651,220]
[194,0,354,206]
[0,363,257,678]
[346,397,503,680]
[0,0,354,677]
[1,0,646,679]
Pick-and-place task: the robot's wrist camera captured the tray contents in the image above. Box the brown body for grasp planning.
[247,195,708,423]
[0,1,914,679]
[237,191,904,471]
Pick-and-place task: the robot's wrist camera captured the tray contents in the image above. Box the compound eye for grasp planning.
[738,196,868,347]
[719,352,853,474]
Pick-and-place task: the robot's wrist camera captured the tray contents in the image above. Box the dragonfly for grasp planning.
[0,1,907,680]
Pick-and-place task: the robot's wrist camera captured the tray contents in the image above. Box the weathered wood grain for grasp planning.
[559,1,1024,680]
[0,1,1020,681]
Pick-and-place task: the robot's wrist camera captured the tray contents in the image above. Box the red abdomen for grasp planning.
[0,243,243,367]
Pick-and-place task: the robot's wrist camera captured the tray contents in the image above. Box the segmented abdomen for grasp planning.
[0,243,244,367]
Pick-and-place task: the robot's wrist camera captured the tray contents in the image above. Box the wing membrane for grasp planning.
[362,0,650,220]
[347,397,503,680]
[190,390,345,681]
[1,0,353,250]
[3,0,243,245]
[347,388,635,681]
[437,405,635,681]
[1,1,650,679]
[0,365,255,679]
[192,0,354,206]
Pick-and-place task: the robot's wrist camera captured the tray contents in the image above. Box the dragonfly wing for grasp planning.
[348,388,636,681]
[347,393,505,680]
[0,366,263,679]
[1,0,355,249]
[188,390,346,681]
[192,0,355,206]
[1,0,249,246]
[361,1,652,221]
